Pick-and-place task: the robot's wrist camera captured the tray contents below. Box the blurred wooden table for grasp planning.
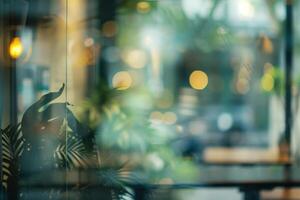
[20,165,300,200]
[203,147,291,165]
[18,147,295,200]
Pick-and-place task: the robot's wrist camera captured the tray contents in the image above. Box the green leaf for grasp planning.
[1,124,24,190]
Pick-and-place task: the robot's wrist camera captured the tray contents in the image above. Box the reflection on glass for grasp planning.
[1,0,297,199]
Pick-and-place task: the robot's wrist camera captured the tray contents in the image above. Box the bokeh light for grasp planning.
[150,111,163,122]
[261,34,273,54]
[261,74,274,92]
[9,37,23,59]
[150,111,177,125]
[84,37,94,47]
[142,29,162,48]
[217,113,233,131]
[137,1,151,14]
[163,112,177,125]
[112,71,133,90]
[189,70,209,90]
[235,78,250,94]
[237,0,255,20]
[122,49,147,69]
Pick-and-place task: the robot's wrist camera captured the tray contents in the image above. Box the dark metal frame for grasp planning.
[285,0,294,155]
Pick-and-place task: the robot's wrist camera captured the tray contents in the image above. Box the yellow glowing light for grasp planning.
[122,49,147,69]
[189,70,208,90]
[112,71,133,90]
[137,1,151,13]
[261,74,274,92]
[9,37,23,59]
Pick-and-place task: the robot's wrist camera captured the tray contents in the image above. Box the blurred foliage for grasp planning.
[78,83,199,183]
[2,85,134,200]
[263,67,284,96]
[117,0,236,53]
[262,66,300,97]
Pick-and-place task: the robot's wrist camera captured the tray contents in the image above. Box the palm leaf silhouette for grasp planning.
[54,133,99,169]
[1,84,136,199]
[54,132,134,200]
[1,124,24,190]
[98,167,134,200]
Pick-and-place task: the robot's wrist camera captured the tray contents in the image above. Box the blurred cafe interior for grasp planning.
[1,0,300,199]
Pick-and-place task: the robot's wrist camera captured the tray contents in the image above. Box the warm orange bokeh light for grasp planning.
[112,71,133,90]
[9,37,23,59]
[189,70,208,90]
